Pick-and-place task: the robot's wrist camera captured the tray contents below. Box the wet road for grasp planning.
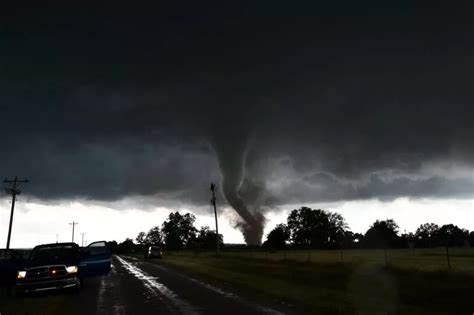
[64,255,299,315]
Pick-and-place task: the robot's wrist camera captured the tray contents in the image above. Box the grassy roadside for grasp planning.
[143,252,474,315]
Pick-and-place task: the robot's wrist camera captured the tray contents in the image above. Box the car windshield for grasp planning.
[28,246,76,265]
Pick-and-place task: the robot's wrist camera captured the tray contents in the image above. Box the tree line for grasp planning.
[263,207,474,250]
[108,207,474,253]
[108,212,223,253]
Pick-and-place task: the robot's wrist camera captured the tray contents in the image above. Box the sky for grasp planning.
[0,2,472,247]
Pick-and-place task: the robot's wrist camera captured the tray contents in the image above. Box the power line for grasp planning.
[3,176,29,250]
[210,183,219,255]
[69,221,78,243]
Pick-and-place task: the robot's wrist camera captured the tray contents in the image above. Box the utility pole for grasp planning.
[69,221,78,243]
[56,234,58,243]
[210,183,219,255]
[81,233,86,247]
[3,176,29,250]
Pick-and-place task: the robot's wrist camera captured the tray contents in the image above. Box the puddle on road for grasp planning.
[96,263,127,315]
[124,256,139,261]
[116,256,199,315]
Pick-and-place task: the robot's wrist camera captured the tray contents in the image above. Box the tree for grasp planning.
[263,224,290,250]
[287,207,348,249]
[327,212,349,247]
[339,231,358,248]
[348,233,364,248]
[436,224,468,247]
[162,212,197,250]
[400,231,415,248]
[136,231,146,246]
[363,219,400,248]
[288,207,327,248]
[145,226,163,245]
[196,226,223,250]
[107,240,118,253]
[115,238,138,254]
[415,223,439,248]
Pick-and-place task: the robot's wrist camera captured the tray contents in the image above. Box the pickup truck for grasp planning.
[12,241,111,294]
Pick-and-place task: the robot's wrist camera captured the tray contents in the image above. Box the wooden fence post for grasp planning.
[446,246,451,270]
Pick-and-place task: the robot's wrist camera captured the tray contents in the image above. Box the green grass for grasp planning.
[184,247,474,272]
[149,249,474,315]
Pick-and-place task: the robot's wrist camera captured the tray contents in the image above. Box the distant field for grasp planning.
[151,248,474,314]
[183,247,474,273]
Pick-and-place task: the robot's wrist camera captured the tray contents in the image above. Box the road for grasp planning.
[44,255,301,315]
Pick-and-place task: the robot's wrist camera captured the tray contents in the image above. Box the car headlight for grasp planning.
[17,271,26,279]
[66,266,78,274]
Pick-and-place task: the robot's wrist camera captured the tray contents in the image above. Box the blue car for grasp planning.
[15,241,111,294]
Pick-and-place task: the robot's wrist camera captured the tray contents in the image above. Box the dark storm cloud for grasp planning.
[1,2,472,210]
[276,172,474,204]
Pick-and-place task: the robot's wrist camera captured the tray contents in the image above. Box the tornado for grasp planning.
[212,134,264,245]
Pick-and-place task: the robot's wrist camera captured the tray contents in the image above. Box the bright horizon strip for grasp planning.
[0,197,473,248]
